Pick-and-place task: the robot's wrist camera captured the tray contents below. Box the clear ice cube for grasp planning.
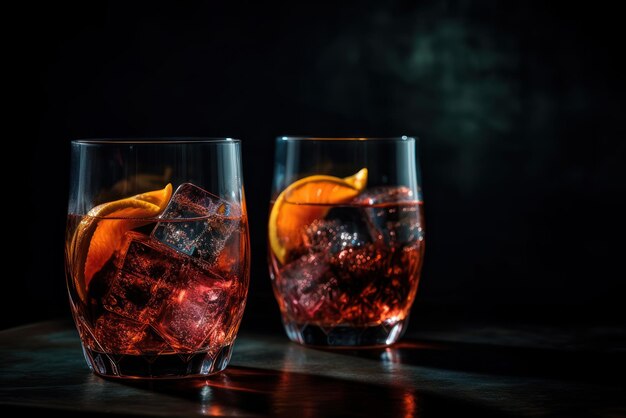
[353,186,423,245]
[279,253,339,320]
[154,262,232,351]
[353,186,415,205]
[94,313,147,354]
[103,232,184,323]
[94,312,170,355]
[304,208,372,255]
[102,226,236,352]
[213,223,245,280]
[152,183,240,265]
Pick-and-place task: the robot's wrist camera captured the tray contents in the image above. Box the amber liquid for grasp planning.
[65,215,249,377]
[269,200,424,331]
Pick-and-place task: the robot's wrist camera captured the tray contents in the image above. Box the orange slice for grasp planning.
[69,183,173,302]
[268,168,367,264]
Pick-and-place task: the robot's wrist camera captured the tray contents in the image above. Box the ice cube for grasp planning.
[353,186,415,205]
[117,231,185,279]
[353,186,423,245]
[303,212,371,255]
[279,253,340,321]
[154,261,233,351]
[94,312,170,355]
[103,232,184,323]
[213,221,245,280]
[152,183,240,265]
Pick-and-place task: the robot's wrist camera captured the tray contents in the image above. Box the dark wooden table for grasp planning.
[1,320,624,417]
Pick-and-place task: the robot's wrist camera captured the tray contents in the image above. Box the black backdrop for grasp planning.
[11,1,625,332]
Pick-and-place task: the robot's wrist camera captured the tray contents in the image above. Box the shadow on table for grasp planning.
[312,337,625,383]
[115,365,509,418]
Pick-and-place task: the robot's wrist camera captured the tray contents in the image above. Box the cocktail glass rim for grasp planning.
[72,137,241,145]
[276,136,418,142]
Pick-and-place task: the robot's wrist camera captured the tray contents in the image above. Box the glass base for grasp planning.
[81,343,234,379]
[283,319,408,348]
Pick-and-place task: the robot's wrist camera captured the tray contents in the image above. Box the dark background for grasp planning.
[11,1,624,332]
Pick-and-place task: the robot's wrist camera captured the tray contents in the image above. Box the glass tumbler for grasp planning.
[268,137,425,347]
[65,139,249,378]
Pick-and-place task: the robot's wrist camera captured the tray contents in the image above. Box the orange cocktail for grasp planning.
[269,167,425,346]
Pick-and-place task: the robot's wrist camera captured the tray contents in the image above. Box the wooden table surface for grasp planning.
[0,320,624,417]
